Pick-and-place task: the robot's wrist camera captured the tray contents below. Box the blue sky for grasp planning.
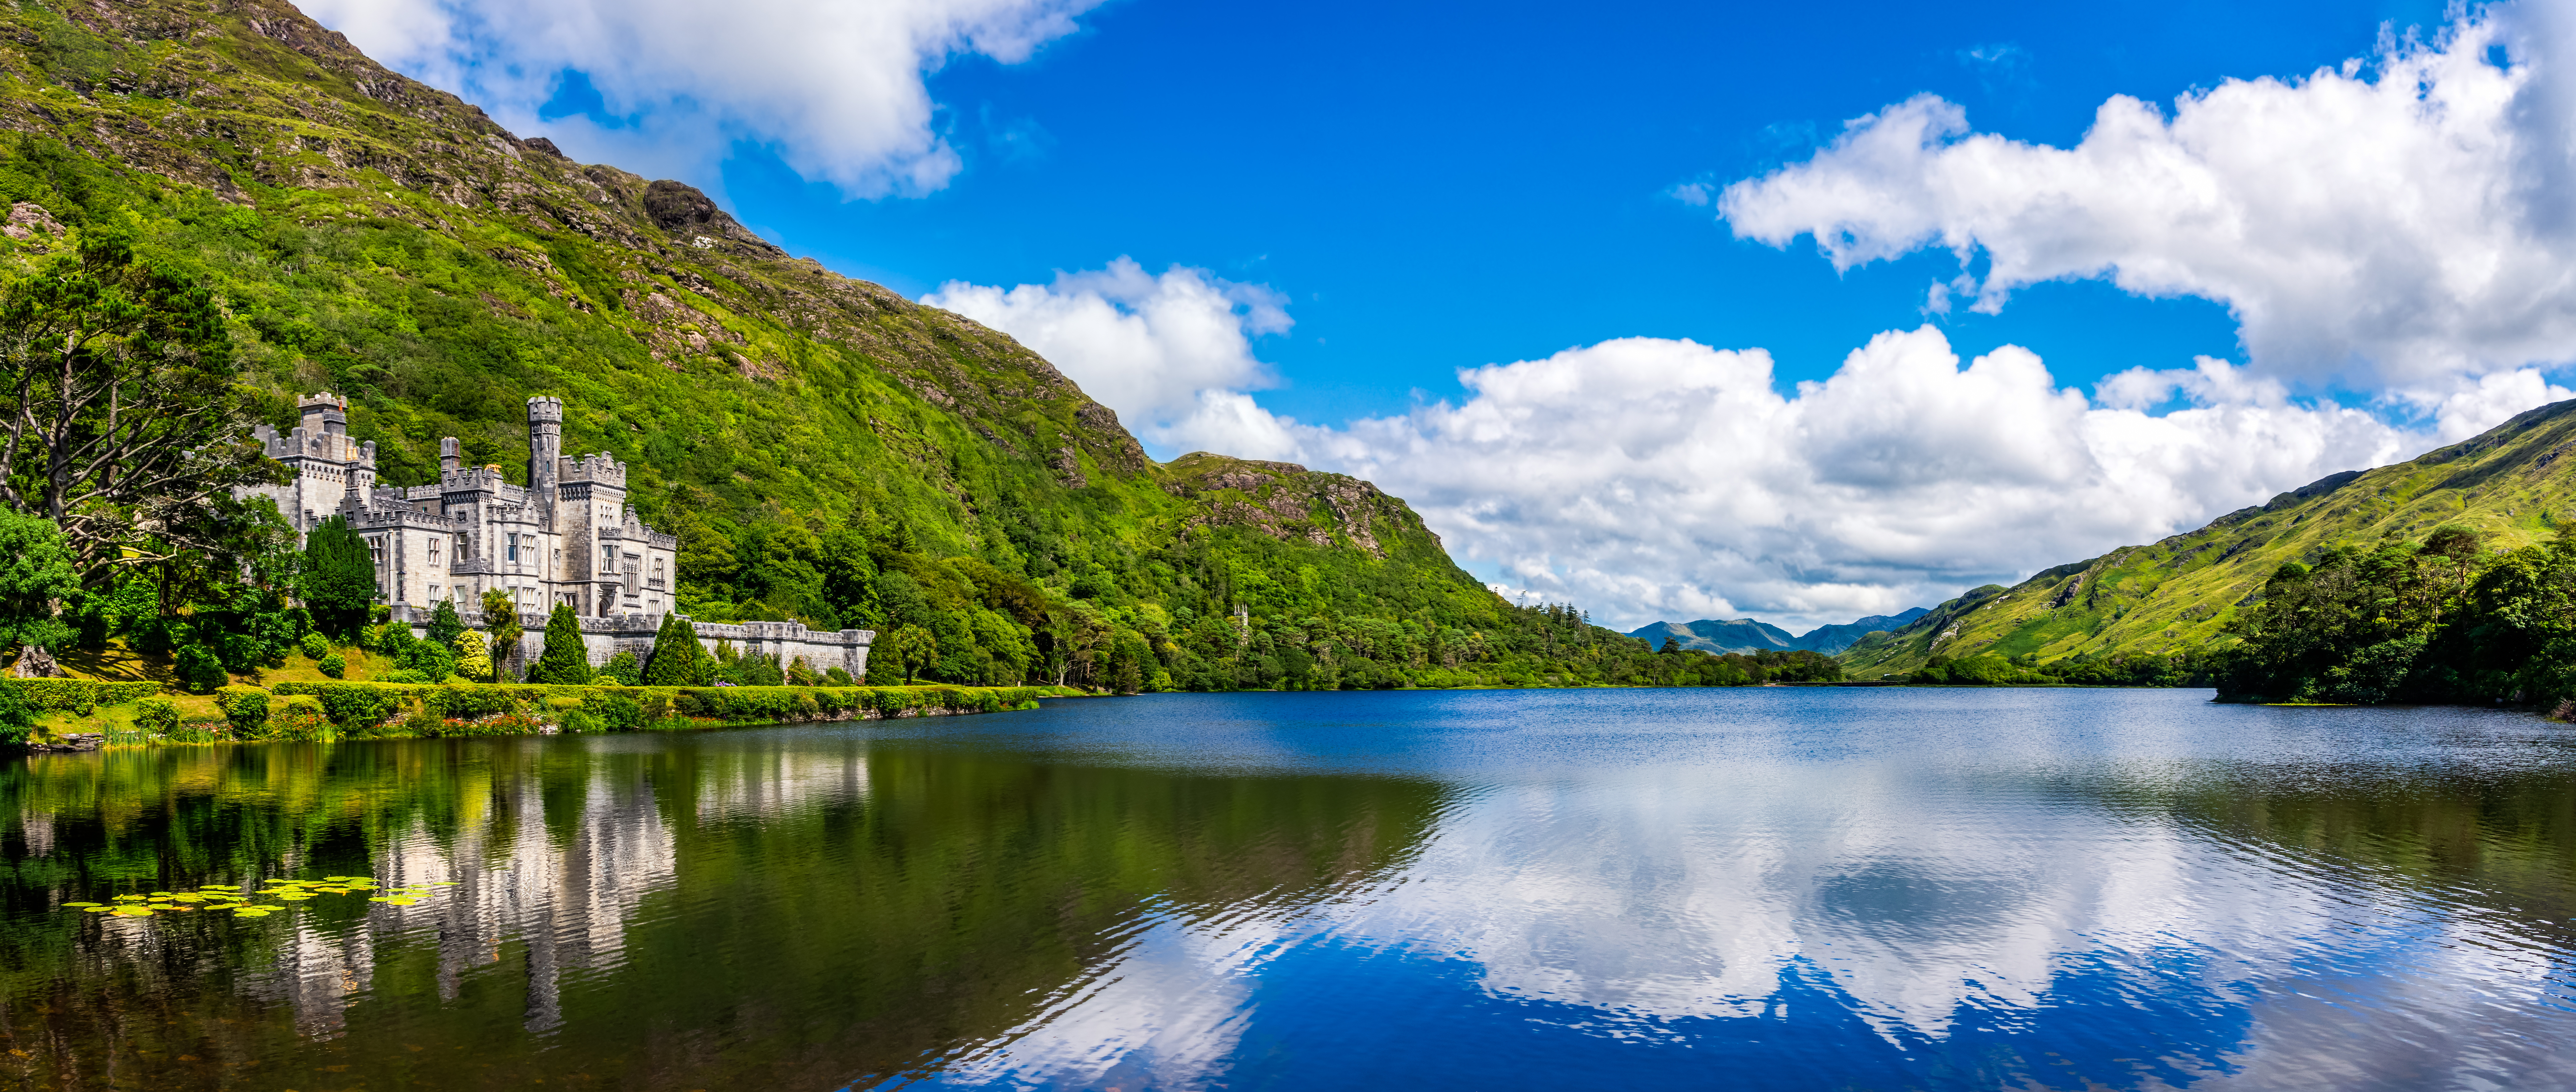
[710,0,2439,424]
[312,0,2574,629]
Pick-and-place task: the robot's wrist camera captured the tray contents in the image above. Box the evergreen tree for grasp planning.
[297,516,375,638]
[0,226,271,575]
[643,614,709,686]
[528,602,594,684]
[425,599,465,652]
[0,509,77,656]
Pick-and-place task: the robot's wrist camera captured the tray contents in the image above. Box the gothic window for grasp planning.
[601,545,615,572]
[506,533,519,562]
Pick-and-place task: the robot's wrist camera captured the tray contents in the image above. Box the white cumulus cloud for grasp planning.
[1716,6,2576,395]
[300,0,1100,196]
[923,259,1305,458]
[1304,328,2419,629]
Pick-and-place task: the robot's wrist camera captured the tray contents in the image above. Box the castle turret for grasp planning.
[527,397,563,527]
[301,392,348,437]
[440,437,461,475]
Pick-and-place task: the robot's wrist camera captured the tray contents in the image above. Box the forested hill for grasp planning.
[1841,398,2576,678]
[0,0,1737,690]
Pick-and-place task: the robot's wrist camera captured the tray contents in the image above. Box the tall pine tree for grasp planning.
[527,602,594,684]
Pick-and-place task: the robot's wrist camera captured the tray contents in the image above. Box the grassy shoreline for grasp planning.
[19,678,1085,750]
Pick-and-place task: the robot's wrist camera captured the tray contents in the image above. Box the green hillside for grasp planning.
[1842,399,2576,678]
[0,0,1727,691]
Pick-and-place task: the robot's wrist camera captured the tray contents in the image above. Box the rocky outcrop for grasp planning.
[8,645,62,677]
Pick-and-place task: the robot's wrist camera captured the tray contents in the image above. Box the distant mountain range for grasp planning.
[1629,609,1931,656]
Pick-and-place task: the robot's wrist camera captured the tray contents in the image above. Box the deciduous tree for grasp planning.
[0,226,275,575]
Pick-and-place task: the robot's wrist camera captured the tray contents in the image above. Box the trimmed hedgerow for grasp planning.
[217,680,1069,742]
[3,679,161,711]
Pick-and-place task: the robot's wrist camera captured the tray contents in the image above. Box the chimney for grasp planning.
[440,437,461,474]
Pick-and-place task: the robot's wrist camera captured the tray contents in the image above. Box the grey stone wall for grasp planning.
[393,607,873,680]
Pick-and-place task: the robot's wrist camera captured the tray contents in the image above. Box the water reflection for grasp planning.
[1,690,2572,1090]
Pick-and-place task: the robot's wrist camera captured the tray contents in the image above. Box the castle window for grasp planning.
[506,533,520,562]
[429,584,441,600]
[601,545,615,571]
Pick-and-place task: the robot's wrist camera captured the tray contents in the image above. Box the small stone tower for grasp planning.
[527,396,563,528]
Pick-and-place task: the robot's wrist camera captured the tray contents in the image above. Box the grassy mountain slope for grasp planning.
[1841,400,2576,677]
[0,0,1703,690]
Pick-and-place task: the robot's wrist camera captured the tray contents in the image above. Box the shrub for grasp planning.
[318,652,346,678]
[587,690,644,731]
[215,686,270,737]
[426,684,518,721]
[167,719,228,744]
[280,682,406,729]
[379,668,428,684]
[174,644,227,693]
[397,637,457,682]
[560,708,602,734]
[0,682,31,743]
[597,650,642,686]
[399,701,442,737]
[271,695,329,740]
[825,667,854,686]
[454,631,494,682]
[300,632,331,661]
[738,653,784,687]
[429,713,544,738]
[134,697,182,736]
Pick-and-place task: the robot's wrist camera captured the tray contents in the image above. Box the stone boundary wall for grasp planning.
[391,607,873,679]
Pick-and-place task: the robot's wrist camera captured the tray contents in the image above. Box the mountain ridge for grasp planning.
[0,0,1714,691]
[1840,398,2576,676]
[1630,608,1928,656]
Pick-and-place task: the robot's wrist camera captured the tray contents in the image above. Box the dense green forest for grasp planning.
[2216,525,2576,708]
[0,0,1838,696]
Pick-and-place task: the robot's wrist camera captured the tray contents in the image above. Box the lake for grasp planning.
[3,687,2573,1090]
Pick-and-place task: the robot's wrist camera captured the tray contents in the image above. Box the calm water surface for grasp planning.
[3,688,2574,1090]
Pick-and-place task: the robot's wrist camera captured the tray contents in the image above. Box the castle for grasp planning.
[244,393,870,677]
[248,393,681,619]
